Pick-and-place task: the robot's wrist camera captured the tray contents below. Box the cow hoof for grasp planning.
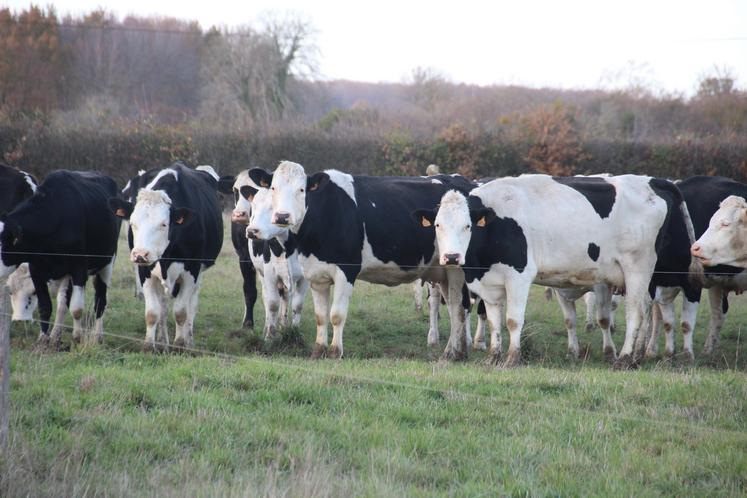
[173,337,186,352]
[328,345,343,359]
[473,341,487,351]
[681,351,695,366]
[485,349,502,366]
[311,343,327,359]
[610,324,616,334]
[242,320,254,330]
[613,354,637,370]
[72,333,82,345]
[603,347,617,364]
[502,350,522,368]
[32,334,51,353]
[644,347,658,360]
[415,304,423,313]
[141,342,158,354]
[663,351,675,364]
[585,322,595,333]
[442,347,468,362]
[566,348,580,361]
[263,326,277,342]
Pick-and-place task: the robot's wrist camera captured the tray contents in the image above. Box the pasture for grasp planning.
[3,216,747,496]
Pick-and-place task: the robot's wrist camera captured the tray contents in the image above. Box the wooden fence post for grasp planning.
[0,283,10,455]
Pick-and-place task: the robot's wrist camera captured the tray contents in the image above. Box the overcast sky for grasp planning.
[6,0,747,94]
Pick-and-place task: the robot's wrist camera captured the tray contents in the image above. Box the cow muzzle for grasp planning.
[273,212,291,226]
[690,244,710,265]
[130,249,153,265]
[442,253,461,266]
[246,227,260,240]
[231,210,249,224]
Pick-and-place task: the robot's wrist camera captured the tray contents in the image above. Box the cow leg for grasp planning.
[680,297,699,364]
[426,282,441,347]
[461,285,473,351]
[594,284,616,362]
[310,281,331,358]
[30,272,53,350]
[328,273,354,359]
[261,270,282,341]
[703,286,726,356]
[484,295,505,364]
[142,276,167,352]
[442,269,468,362]
[610,295,621,333]
[69,281,87,344]
[48,277,71,349]
[554,291,580,360]
[473,299,487,351]
[278,284,289,328]
[583,291,596,332]
[412,279,423,312]
[614,271,652,369]
[173,272,198,349]
[504,278,531,367]
[133,264,144,299]
[645,301,663,359]
[290,277,309,327]
[91,259,114,345]
[239,259,257,329]
[658,290,679,360]
[185,273,203,349]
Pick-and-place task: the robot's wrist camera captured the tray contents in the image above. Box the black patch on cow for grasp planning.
[0,163,36,214]
[552,176,616,218]
[463,195,527,284]
[587,243,600,261]
[648,178,701,302]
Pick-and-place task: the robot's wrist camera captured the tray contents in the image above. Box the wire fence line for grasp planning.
[0,249,734,276]
[3,309,746,442]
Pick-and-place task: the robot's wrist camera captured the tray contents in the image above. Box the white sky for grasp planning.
[6,0,747,94]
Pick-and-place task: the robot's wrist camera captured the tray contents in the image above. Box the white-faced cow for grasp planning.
[216,170,259,330]
[417,174,698,368]
[109,162,223,351]
[244,185,309,338]
[248,161,476,360]
[692,195,747,269]
[0,170,121,348]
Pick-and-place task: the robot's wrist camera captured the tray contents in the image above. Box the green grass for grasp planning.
[3,217,747,496]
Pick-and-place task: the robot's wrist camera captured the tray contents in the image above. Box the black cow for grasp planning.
[216,171,258,330]
[644,175,747,359]
[0,170,121,348]
[0,163,37,213]
[248,161,477,360]
[109,162,223,351]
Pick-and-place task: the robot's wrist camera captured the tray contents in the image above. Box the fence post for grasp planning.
[0,283,10,455]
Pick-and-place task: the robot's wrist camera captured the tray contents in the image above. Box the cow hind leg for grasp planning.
[680,297,699,364]
[614,271,652,369]
[290,278,309,327]
[484,297,505,364]
[473,299,487,351]
[328,272,354,359]
[594,285,617,363]
[69,284,86,344]
[48,277,71,349]
[239,260,258,329]
[310,281,331,358]
[645,301,663,359]
[503,278,531,367]
[91,260,114,345]
[173,273,198,349]
[703,287,726,356]
[583,292,596,332]
[554,291,580,360]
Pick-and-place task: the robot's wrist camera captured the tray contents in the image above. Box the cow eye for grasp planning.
[161,222,168,228]
[721,221,731,228]
[300,188,305,193]
[435,223,440,228]
[465,225,471,230]
[271,186,275,191]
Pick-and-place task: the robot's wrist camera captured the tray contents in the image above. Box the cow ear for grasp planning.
[470,208,496,228]
[108,197,134,220]
[217,175,236,195]
[239,185,258,201]
[171,207,196,227]
[5,220,22,246]
[412,209,436,228]
[248,168,273,189]
[307,172,329,192]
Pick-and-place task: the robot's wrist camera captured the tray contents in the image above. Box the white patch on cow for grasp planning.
[248,188,285,240]
[8,263,36,321]
[121,180,132,195]
[21,171,37,192]
[371,201,376,208]
[431,179,443,184]
[325,169,356,204]
[692,195,747,267]
[129,189,172,265]
[196,165,219,181]
[233,170,260,191]
[269,161,308,230]
[433,190,472,266]
[145,168,178,190]
[0,221,18,278]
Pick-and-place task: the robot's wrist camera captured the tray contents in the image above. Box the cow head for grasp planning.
[219,171,258,226]
[7,263,37,320]
[248,161,329,231]
[246,187,287,241]
[412,190,495,266]
[0,217,24,278]
[109,190,194,266]
[691,195,747,267]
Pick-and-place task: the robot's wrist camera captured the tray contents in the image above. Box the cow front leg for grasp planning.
[504,278,531,367]
[680,297,699,364]
[30,273,53,351]
[310,281,331,358]
[426,282,441,347]
[173,272,197,349]
[142,276,167,352]
[614,271,652,369]
[328,272,354,359]
[645,301,663,359]
[442,268,468,362]
[239,259,258,329]
[290,277,309,327]
[484,296,505,365]
[473,299,487,350]
[554,290,580,360]
[583,291,596,332]
[69,283,87,344]
[261,271,282,341]
[703,286,725,356]
[593,284,616,362]
[91,259,114,345]
[412,279,424,312]
[48,277,71,349]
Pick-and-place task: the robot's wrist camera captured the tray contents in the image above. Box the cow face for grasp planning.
[225,172,258,226]
[246,188,286,241]
[248,161,329,231]
[0,218,23,278]
[7,263,37,321]
[692,195,747,267]
[413,190,496,267]
[110,190,194,266]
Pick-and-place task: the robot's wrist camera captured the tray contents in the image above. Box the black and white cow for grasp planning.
[244,185,309,338]
[122,169,159,299]
[655,175,747,357]
[216,170,259,330]
[247,161,477,360]
[109,162,224,351]
[0,170,121,348]
[417,174,697,368]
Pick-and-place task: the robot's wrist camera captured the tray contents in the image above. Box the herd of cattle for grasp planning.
[1,160,747,369]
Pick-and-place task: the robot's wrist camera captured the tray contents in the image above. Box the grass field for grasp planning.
[3,217,747,496]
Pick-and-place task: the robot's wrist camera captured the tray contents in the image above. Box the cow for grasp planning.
[0,170,121,348]
[415,174,697,368]
[247,161,477,360]
[216,170,259,330]
[244,185,309,338]
[108,162,223,351]
[122,169,159,299]
[691,195,747,269]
